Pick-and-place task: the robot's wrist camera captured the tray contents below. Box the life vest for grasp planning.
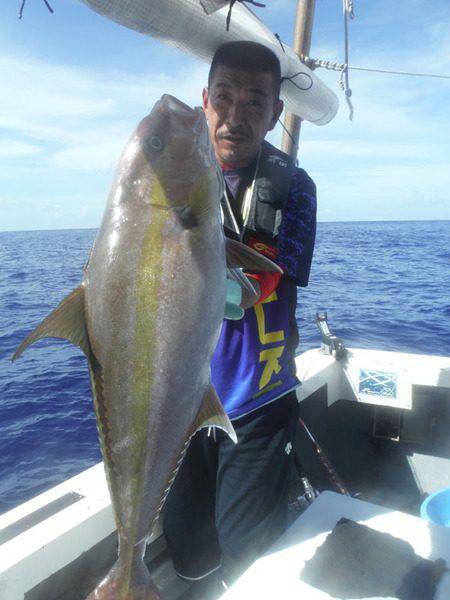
[220,140,296,254]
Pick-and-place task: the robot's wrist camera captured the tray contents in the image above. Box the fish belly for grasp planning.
[85,207,225,544]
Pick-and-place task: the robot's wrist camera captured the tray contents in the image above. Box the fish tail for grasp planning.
[86,547,162,600]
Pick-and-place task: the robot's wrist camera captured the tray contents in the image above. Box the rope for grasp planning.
[348,65,450,80]
[342,0,354,120]
[301,56,450,80]
[300,0,449,119]
[226,0,266,31]
[344,0,355,19]
[301,56,344,71]
[18,0,54,19]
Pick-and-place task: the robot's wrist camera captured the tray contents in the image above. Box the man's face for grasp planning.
[202,65,284,169]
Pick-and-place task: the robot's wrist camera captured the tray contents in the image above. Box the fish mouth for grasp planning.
[139,95,208,146]
[154,95,207,137]
[139,96,211,169]
[156,94,193,115]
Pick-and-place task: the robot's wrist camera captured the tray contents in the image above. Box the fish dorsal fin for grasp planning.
[225,238,283,273]
[12,285,89,361]
[192,383,237,443]
[227,267,260,308]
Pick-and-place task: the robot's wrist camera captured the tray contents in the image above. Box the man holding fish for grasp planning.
[164,41,317,594]
[14,39,315,600]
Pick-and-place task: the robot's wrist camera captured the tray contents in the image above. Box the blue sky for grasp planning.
[1,0,449,231]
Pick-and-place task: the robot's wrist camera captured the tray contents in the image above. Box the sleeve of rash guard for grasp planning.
[277,168,317,287]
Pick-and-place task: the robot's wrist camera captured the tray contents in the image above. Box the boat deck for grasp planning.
[29,382,450,599]
[2,347,449,599]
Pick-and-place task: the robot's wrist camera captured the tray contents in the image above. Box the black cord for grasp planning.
[18,0,26,19]
[281,71,313,91]
[43,0,54,13]
[274,33,286,53]
[19,0,54,20]
[226,0,266,31]
[277,117,296,147]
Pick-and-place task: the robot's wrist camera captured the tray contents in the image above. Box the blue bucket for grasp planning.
[420,487,450,528]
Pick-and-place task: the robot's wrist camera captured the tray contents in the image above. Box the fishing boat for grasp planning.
[1,311,450,598]
[2,1,450,598]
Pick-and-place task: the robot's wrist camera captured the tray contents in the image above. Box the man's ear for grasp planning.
[202,87,209,112]
[269,99,284,131]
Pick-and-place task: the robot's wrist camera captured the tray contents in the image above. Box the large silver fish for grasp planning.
[13,95,281,599]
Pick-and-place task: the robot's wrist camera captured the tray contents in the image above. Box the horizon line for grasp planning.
[1,218,450,234]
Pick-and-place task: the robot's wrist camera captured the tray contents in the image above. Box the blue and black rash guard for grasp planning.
[211,162,317,420]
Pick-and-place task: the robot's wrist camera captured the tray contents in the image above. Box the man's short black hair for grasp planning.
[208,41,282,100]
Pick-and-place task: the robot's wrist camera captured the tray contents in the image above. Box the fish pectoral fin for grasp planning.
[12,285,89,361]
[193,384,237,443]
[225,237,283,273]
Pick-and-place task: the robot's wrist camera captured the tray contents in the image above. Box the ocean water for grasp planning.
[0,221,449,514]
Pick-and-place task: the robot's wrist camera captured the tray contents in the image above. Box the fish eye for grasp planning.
[150,136,163,150]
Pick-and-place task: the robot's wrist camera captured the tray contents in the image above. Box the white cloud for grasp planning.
[0,54,208,127]
[1,0,449,230]
[52,141,124,171]
[299,140,435,161]
[0,140,43,158]
[0,193,105,232]
[0,49,211,230]
[0,56,117,124]
[312,162,450,221]
[269,9,450,223]
[0,53,209,173]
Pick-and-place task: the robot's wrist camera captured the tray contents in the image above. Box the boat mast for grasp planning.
[281,0,316,160]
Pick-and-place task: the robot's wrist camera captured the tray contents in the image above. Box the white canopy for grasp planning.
[79,0,339,125]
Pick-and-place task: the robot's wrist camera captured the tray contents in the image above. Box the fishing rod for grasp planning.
[305,311,353,496]
[297,415,351,497]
